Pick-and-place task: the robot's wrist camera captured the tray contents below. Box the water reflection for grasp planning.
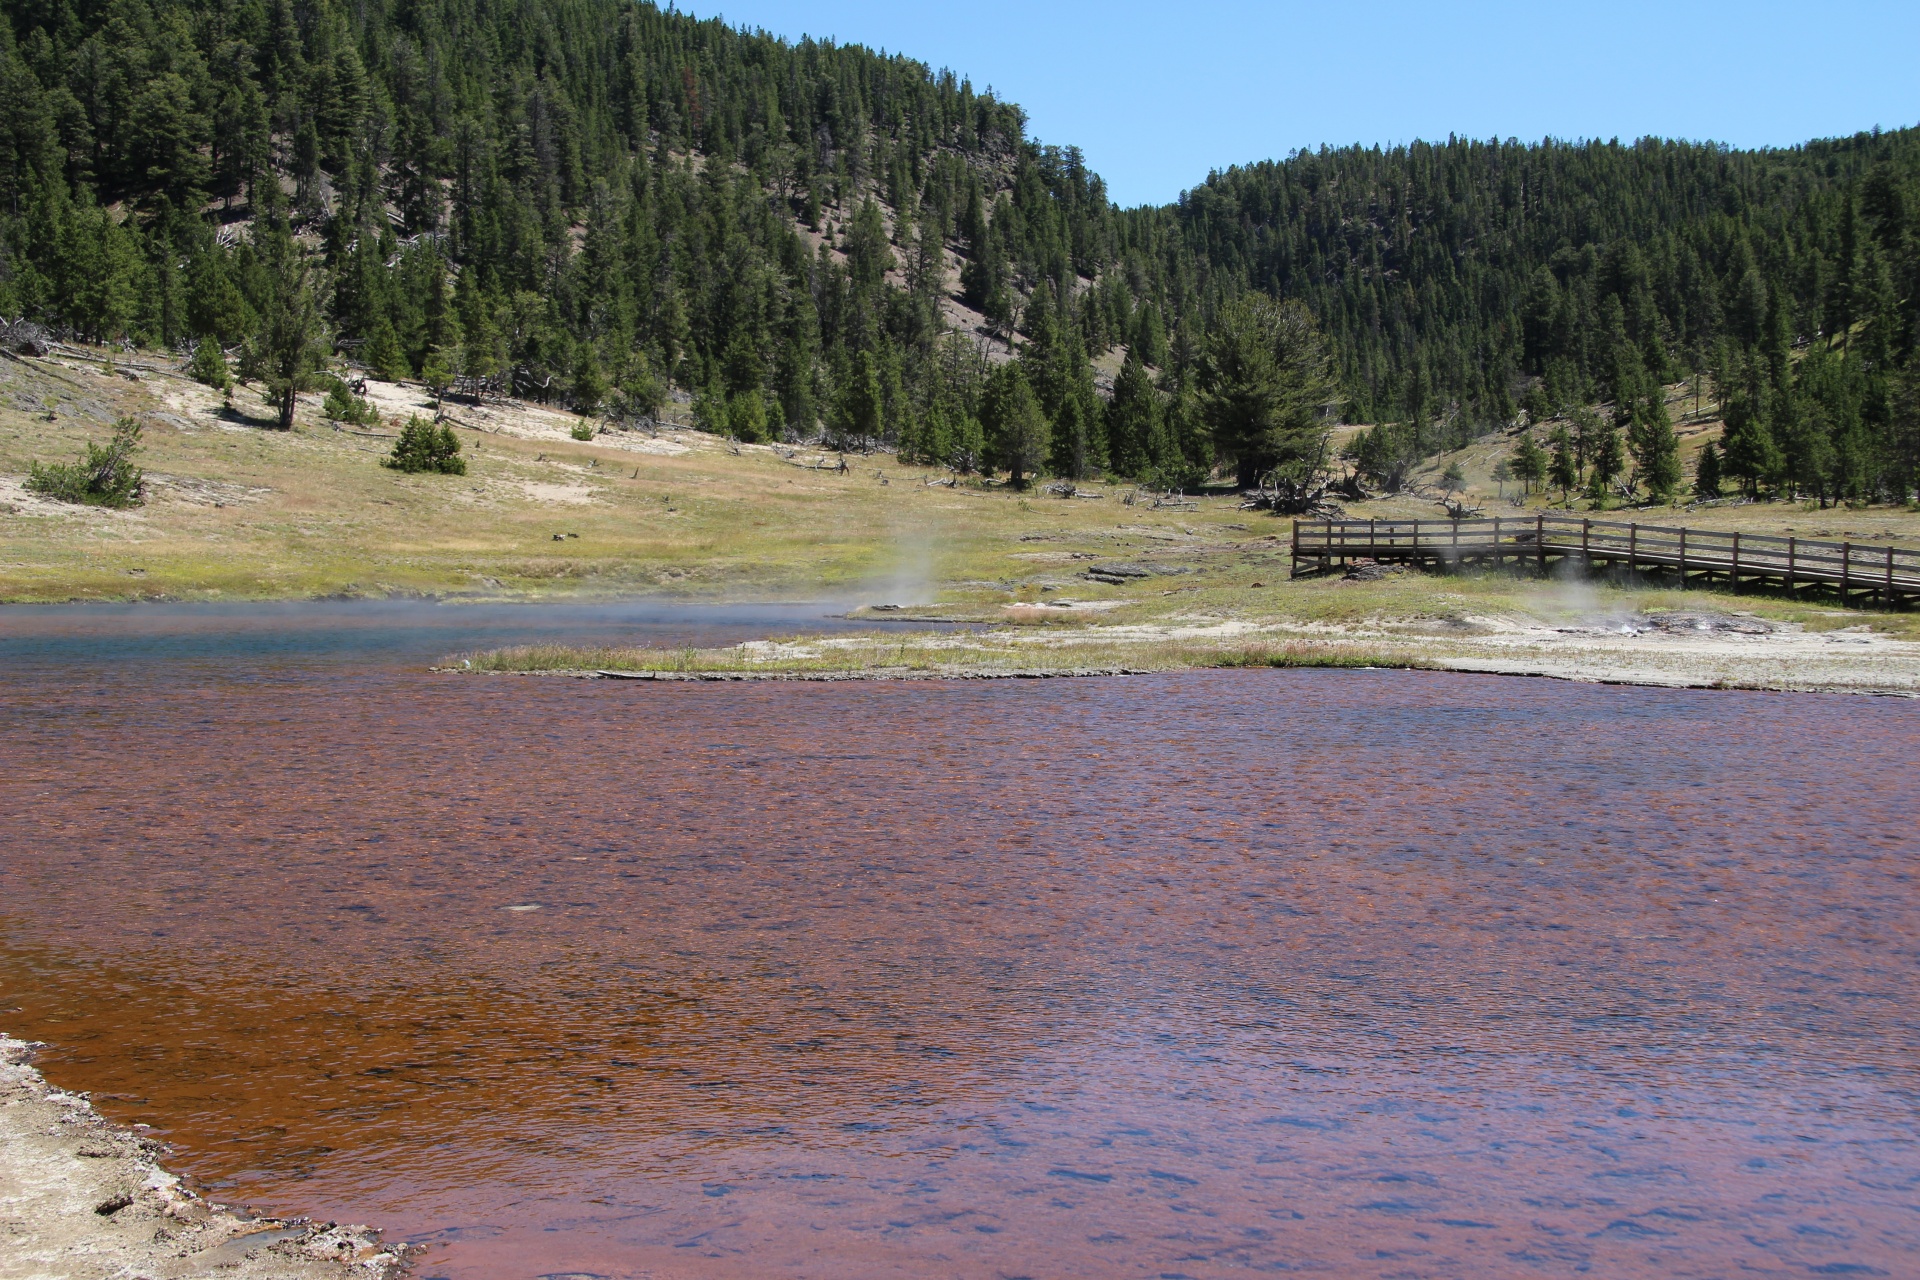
[1,645,1916,1277]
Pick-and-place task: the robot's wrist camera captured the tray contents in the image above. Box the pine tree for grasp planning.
[188,335,230,390]
[1693,439,1723,499]
[244,205,328,431]
[384,415,466,474]
[1720,389,1782,497]
[845,200,893,293]
[1588,420,1625,500]
[1107,347,1160,478]
[728,388,768,442]
[981,363,1048,487]
[421,348,454,404]
[1197,294,1334,489]
[837,350,885,449]
[364,319,408,382]
[1628,390,1682,503]
[1511,431,1548,495]
[572,349,608,416]
[27,418,146,507]
[693,373,728,435]
[1548,425,1579,500]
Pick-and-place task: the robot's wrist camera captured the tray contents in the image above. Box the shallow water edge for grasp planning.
[0,1036,409,1278]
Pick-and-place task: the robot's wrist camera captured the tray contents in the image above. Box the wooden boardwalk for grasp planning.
[1291,514,1920,607]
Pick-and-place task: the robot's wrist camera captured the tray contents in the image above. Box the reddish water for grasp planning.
[2,619,1917,1278]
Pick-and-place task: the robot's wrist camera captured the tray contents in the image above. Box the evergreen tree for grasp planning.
[1587,420,1625,499]
[364,319,408,382]
[1197,294,1334,488]
[1693,440,1723,499]
[1627,389,1683,503]
[572,349,609,417]
[384,415,466,474]
[981,363,1048,487]
[1107,347,1160,478]
[694,379,729,436]
[1511,430,1548,494]
[1548,424,1579,500]
[836,350,885,449]
[1720,389,1782,497]
[27,418,146,507]
[728,387,768,442]
[243,206,328,430]
[188,335,229,390]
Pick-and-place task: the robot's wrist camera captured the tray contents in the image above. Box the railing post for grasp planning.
[1582,518,1590,571]
[1628,523,1637,576]
[1535,513,1546,574]
[1370,517,1377,559]
[1731,531,1740,593]
[1888,546,1896,607]
[1787,537,1796,593]
[1493,516,1501,568]
[1842,541,1852,600]
[1678,526,1687,588]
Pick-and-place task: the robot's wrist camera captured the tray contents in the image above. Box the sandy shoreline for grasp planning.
[0,1036,407,1280]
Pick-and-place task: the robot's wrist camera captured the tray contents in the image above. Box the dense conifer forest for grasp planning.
[2,0,1917,500]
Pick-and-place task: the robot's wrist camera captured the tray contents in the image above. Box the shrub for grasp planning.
[728,388,768,442]
[323,381,378,425]
[27,418,146,507]
[384,415,466,474]
[569,421,595,441]
[188,336,230,390]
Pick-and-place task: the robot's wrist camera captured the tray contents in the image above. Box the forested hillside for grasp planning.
[1128,135,1920,501]
[1,0,1917,501]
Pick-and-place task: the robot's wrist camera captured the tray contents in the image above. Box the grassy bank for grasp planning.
[449,634,1428,678]
[6,345,1920,692]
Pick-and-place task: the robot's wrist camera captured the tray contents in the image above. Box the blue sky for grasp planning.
[676,1,1920,207]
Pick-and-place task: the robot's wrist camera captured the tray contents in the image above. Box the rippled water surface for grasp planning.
[2,605,1917,1278]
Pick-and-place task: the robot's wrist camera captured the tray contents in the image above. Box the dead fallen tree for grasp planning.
[1240,468,1344,518]
[1,318,53,356]
[1122,488,1199,511]
[773,448,851,473]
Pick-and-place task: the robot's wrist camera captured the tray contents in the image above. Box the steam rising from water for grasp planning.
[877,527,936,607]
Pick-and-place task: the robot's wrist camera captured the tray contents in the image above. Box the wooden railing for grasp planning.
[1291,515,1920,606]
